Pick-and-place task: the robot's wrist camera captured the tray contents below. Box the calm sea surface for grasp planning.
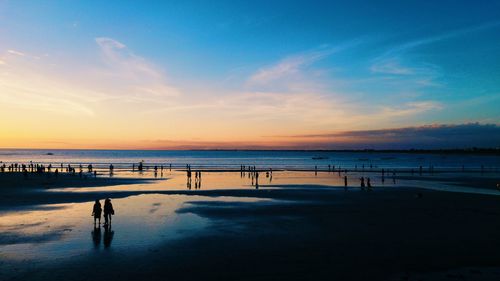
[0,149,498,170]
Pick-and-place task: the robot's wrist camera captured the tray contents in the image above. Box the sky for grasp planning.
[0,0,499,149]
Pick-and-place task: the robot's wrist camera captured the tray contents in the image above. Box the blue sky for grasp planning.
[0,0,499,148]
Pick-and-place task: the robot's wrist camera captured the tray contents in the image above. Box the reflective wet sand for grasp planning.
[1,169,499,281]
[0,193,270,261]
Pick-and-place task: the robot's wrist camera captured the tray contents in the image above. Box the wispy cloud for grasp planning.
[94,37,180,100]
[0,47,98,116]
[0,37,182,117]
[369,20,500,89]
[0,85,95,116]
[152,89,442,137]
[370,58,414,75]
[378,101,442,118]
[248,47,336,85]
[96,37,162,80]
[7,49,25,57]
[380,21,500,58]
[369,56,441,87]
[248,40,362,86]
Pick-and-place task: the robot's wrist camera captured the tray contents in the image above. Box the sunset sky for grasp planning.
[1,1,499,149]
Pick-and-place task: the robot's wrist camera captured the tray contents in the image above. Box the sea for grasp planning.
[0,149,498,171]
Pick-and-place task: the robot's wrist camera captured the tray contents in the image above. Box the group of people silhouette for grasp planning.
[319,164,401,191]
[186,165,202,189]
[240,166,274,189]
[0,161,102,179]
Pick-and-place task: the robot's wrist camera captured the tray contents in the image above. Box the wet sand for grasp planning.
[0,172,157,189]
[0,172,160,211]
[1,170,500,281]
[396,173,500,190]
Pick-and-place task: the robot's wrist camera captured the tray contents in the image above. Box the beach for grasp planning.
[1,150,500,281]
[1,157,500,281]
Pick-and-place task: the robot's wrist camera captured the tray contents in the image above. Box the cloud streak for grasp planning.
[7,50,26,57]
[0,37,183,118]
[0,51,96,116]
[369,21,500,90]
[94,37,180,100]
[248,40,362,86]
[248,47,335,85]
[370,58,414,75]
[380,21,500,59]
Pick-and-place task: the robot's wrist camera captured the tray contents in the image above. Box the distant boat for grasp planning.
[46,152,54,155]
[312,156,329,160]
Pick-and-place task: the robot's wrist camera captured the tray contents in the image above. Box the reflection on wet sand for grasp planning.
[0,194,268,260]
[92,226,101,248]
[50,170,362,193]
[103,224,114,249]
[91,224,114,249]
[43,167,500,198]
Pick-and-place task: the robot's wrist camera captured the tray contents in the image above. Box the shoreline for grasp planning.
[0,169,499,212]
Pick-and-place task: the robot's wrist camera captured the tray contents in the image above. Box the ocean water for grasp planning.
[0,149,499,171]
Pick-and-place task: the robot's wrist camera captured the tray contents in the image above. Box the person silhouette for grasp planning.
[344,176,348,191]
[92,200,102,225]
[103,198,114,226]
[360,177,365,190]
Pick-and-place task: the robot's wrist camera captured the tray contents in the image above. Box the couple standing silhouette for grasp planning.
[91,198,115,248]
[92,198,115,226]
